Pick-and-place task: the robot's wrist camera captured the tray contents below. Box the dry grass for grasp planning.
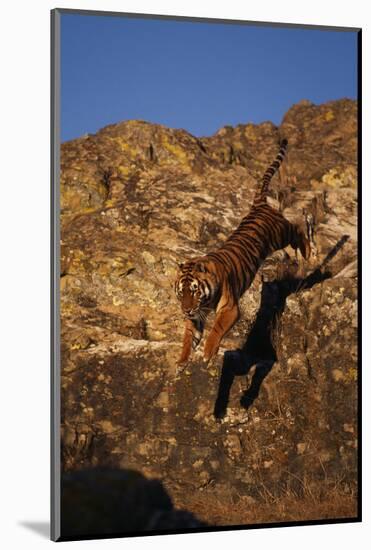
[171,483,357,527]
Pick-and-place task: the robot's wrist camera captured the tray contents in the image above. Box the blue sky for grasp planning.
[61,13,358,142]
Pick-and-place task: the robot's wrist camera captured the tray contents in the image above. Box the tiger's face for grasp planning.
[174,260,216,319]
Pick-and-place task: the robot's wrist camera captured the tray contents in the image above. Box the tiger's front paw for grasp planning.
[203,342,219,364]
[175,359,188,376]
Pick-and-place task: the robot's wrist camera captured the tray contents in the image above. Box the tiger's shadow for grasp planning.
[213,235,350,419]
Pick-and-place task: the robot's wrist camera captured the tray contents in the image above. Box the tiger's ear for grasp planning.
[177,262,184,270]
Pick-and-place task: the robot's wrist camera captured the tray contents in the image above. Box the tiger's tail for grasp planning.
[254,138,288,204]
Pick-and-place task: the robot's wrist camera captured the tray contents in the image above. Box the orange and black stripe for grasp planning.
[254,138,288,205]
[204,139,308,296]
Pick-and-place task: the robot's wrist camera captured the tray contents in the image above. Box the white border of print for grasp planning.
[1,0,369,548]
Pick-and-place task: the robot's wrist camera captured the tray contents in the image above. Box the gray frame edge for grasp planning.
[54,7,361,32]
[51,8,61,542]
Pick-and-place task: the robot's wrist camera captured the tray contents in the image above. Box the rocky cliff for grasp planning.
[60,98,358,529]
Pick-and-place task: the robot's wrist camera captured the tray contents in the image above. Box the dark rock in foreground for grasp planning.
[61,468,206,538]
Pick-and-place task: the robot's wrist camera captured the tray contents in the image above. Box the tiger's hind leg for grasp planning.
[304,211,318,259]
[289,222,311,260]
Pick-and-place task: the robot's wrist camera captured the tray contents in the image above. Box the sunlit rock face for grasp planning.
[60,98,358,526]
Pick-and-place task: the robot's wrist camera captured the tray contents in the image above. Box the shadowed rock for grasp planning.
[61,468,206,538]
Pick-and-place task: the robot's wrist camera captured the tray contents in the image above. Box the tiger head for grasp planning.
[174,259,218,319]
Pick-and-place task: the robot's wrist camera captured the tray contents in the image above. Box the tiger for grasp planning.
[174,139,311,366]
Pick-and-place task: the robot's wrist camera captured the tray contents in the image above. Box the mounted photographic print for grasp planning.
[51,8,361,542]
